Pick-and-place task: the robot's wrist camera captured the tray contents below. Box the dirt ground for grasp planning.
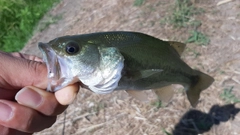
[22,0,240,134]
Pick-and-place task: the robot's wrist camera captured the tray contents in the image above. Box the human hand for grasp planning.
[0,51,79,135]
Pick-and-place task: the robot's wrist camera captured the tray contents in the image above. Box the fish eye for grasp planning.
[65,41,80,55]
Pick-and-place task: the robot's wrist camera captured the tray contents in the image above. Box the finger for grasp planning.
[10,52,43,62]
[0,125,32,135]
[0,100,56,133]
[55,83,80,105]
[0,52,48,89]
[15,86,67,116]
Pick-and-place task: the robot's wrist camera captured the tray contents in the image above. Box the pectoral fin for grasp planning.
[152,85,175,106]
[167,41,186,56]
[125,90,149,102]
[131,69,163,80]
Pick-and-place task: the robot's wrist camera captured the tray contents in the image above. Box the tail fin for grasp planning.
[186,70,214,107]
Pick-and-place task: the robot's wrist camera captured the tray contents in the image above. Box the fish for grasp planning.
[38,31,214,107]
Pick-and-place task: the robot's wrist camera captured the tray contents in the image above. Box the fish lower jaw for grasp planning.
[47,77,79,92]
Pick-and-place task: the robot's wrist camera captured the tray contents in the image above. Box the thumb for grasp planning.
[54,83,79,105]
[0,52,48,90]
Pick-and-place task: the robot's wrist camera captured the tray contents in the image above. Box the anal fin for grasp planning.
[125,90,149,102]
[152,85,175,106]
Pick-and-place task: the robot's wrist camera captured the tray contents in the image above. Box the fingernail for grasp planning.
[15,87,43,108]
[0,102,12,121]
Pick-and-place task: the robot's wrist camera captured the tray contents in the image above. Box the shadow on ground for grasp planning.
[172,104,240,135]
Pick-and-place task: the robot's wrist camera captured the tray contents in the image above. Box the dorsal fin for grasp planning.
[167,41,186,55]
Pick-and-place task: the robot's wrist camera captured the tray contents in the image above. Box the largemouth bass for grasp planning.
[38,31,214,107]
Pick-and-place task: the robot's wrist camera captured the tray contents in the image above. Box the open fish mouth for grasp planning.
[38,42,61,92]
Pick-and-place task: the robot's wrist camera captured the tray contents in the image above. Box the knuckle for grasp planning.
[21,111,35,132]
[27,61,47,87]
[41,98,66,116]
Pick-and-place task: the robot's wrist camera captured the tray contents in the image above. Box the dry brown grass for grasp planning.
[21,0,240,134]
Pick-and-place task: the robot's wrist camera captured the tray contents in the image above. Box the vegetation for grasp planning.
[133,0,144,6]
[151,100,163,109]
[186,30,210,46]
[165,0,209,45]
[169,0,203,28]
[0,0,59,52]
[162,128,172,135]
[220,86,240,104]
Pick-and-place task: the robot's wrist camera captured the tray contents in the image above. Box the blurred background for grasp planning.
[1,0,240,134]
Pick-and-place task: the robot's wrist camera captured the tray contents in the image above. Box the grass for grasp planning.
[133,0,144,6]
[151,100,163,109]
[0,0,59,52]
[169,0,203,28]
[163,0,210,46]
[220,86,240,104]
[162,128,172,135]
[186,30,210,45]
